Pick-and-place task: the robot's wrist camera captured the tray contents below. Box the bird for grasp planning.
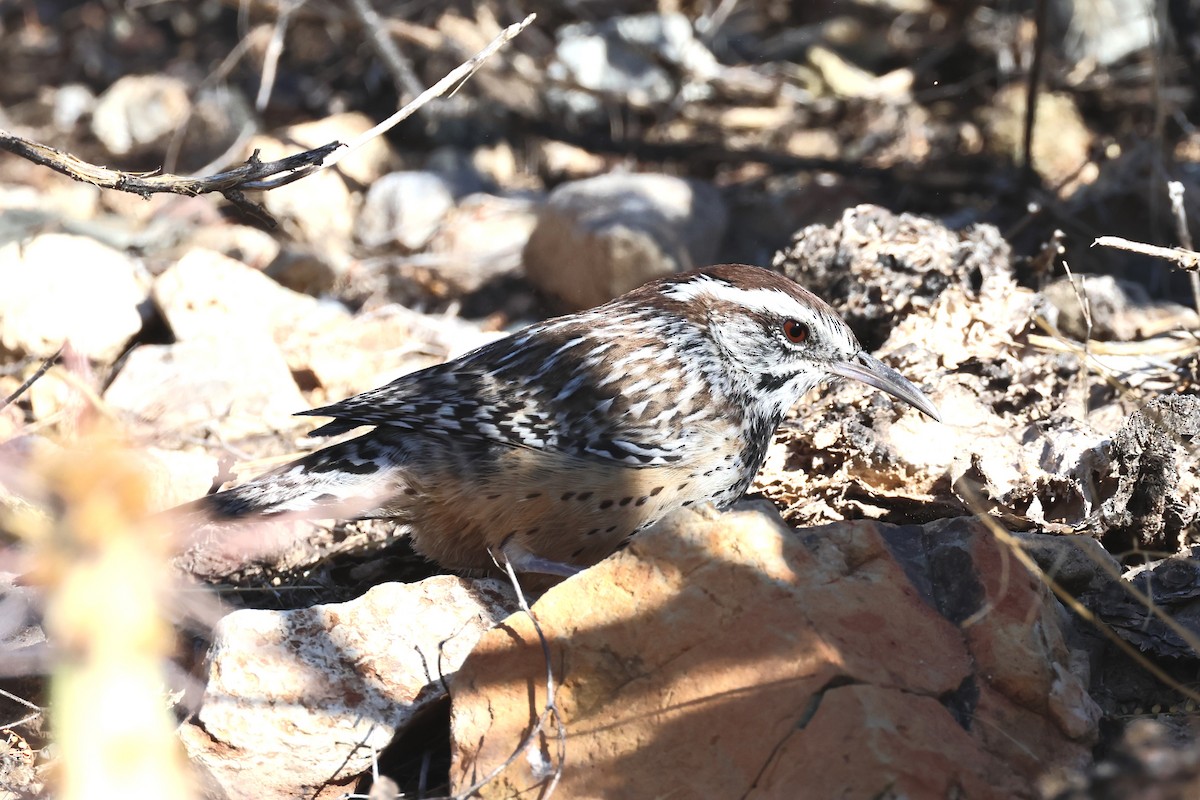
[193,264,940,576]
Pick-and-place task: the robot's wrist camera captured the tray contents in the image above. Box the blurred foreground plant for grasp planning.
[6,431,195,799]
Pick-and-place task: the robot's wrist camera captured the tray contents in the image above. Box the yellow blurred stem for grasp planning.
[37,443,195,799]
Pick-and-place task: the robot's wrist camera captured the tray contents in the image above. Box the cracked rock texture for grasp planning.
[448,503,1099,799]
[180,576,515,800]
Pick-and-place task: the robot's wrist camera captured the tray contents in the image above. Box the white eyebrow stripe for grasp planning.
[660,278,805,316]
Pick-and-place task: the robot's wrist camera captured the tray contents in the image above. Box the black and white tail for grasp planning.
[194,431,412,521]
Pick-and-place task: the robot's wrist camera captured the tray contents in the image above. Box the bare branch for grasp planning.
[347,0,425,102]
[0,347,63,412]
[0,134,337,224]
[0,12,538,221]
[255,12,538,189]
[1092,235,1200,272]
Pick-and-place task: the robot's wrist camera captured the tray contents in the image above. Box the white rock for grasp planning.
[523,173,728,309]
[356,171,456,250]
[180,577,516,799]
[139,448,220,512]
[103,336,306,439]
[153,249,347,344]
[283,112,396,186]
[0,233,146,360]
[92,75,191,157]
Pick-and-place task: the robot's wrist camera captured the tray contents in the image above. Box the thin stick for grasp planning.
[1021,0,1050,193]
[256,0,299,112]
[450,550,565,800]
[1093,235,1200,272]
[347,0,425,102]
[957,480,1200,703]
[250,13,537,190]
[0,13,537,220]
[1061,260,1092,418]
[1167,181,1200,311]
[0,347,62,412]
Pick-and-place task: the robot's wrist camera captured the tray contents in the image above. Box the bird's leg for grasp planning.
[496,539,582,577]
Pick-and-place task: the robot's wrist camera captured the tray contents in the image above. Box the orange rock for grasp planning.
[448,504,1099,799]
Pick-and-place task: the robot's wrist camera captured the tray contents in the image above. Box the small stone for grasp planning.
[522,173,728,309]
[103,336,306,439]
[152,248,347,344]
[356,171,456,250]
[283,112,396,186]
[425,147,490,198]
[1043,274,1199,341]
[139,448,220,512]
[52,83,96,131]
[91,75,192,158]
[534,139,608,181]
[284,303,499,403]
[0,233,147,361]
[548,13,719,116]
[430,193,540,292]
[982,84,1092,197]
[263,246,350,297]
[179,86,256,170]
[180,577,516,799]
[185,224,281,271]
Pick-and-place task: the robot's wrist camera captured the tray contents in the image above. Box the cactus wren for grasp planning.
[197,264,939,575]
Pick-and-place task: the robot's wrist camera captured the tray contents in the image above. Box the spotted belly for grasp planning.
[398,446,749,572]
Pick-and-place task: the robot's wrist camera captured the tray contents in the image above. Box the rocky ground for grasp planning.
[3,1,1200,798]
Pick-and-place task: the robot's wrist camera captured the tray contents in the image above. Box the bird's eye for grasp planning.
[782,319,809,344]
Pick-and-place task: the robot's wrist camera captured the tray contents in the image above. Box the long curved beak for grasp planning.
[829,352,941,422]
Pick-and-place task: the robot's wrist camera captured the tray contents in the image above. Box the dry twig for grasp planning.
[0,347,62,412]
[0,13,537,224]
[1093,235,1200,272]
[1167,180,1200,311]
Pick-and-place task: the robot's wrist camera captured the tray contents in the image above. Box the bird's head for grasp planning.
[649,264,941,424]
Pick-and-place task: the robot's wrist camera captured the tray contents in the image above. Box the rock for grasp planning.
[772,204,1014,351]
[1056,0,1156,66]
[523,173,728,309]
[449,504,1099,798]
[1014,531,1122,598]
[180,577,516,799]
[762,205,1186,542]
[52,83,96,131]
[91,75,191,158]
[429,193,540,293]
[247,135,355,245]
[533,139,608,181]
[263,246,350,297]
[103,336,306,440]
[185,224,281,271]
[1058,716,1200,799]
[809,44,914,99]
[981,84,1093,197]
[152,249,347,344]
[425,147,490,198]
[1099,395,1200,553]
[284,303,500,404]
[355,171,456,251]
[0,233,147,361]
[184,86,256,166]
[1044,274,1200,340]
[1097,545,1200,660]
[283,112,396,186]
[139,448,220,512]
[548,12,719,117]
